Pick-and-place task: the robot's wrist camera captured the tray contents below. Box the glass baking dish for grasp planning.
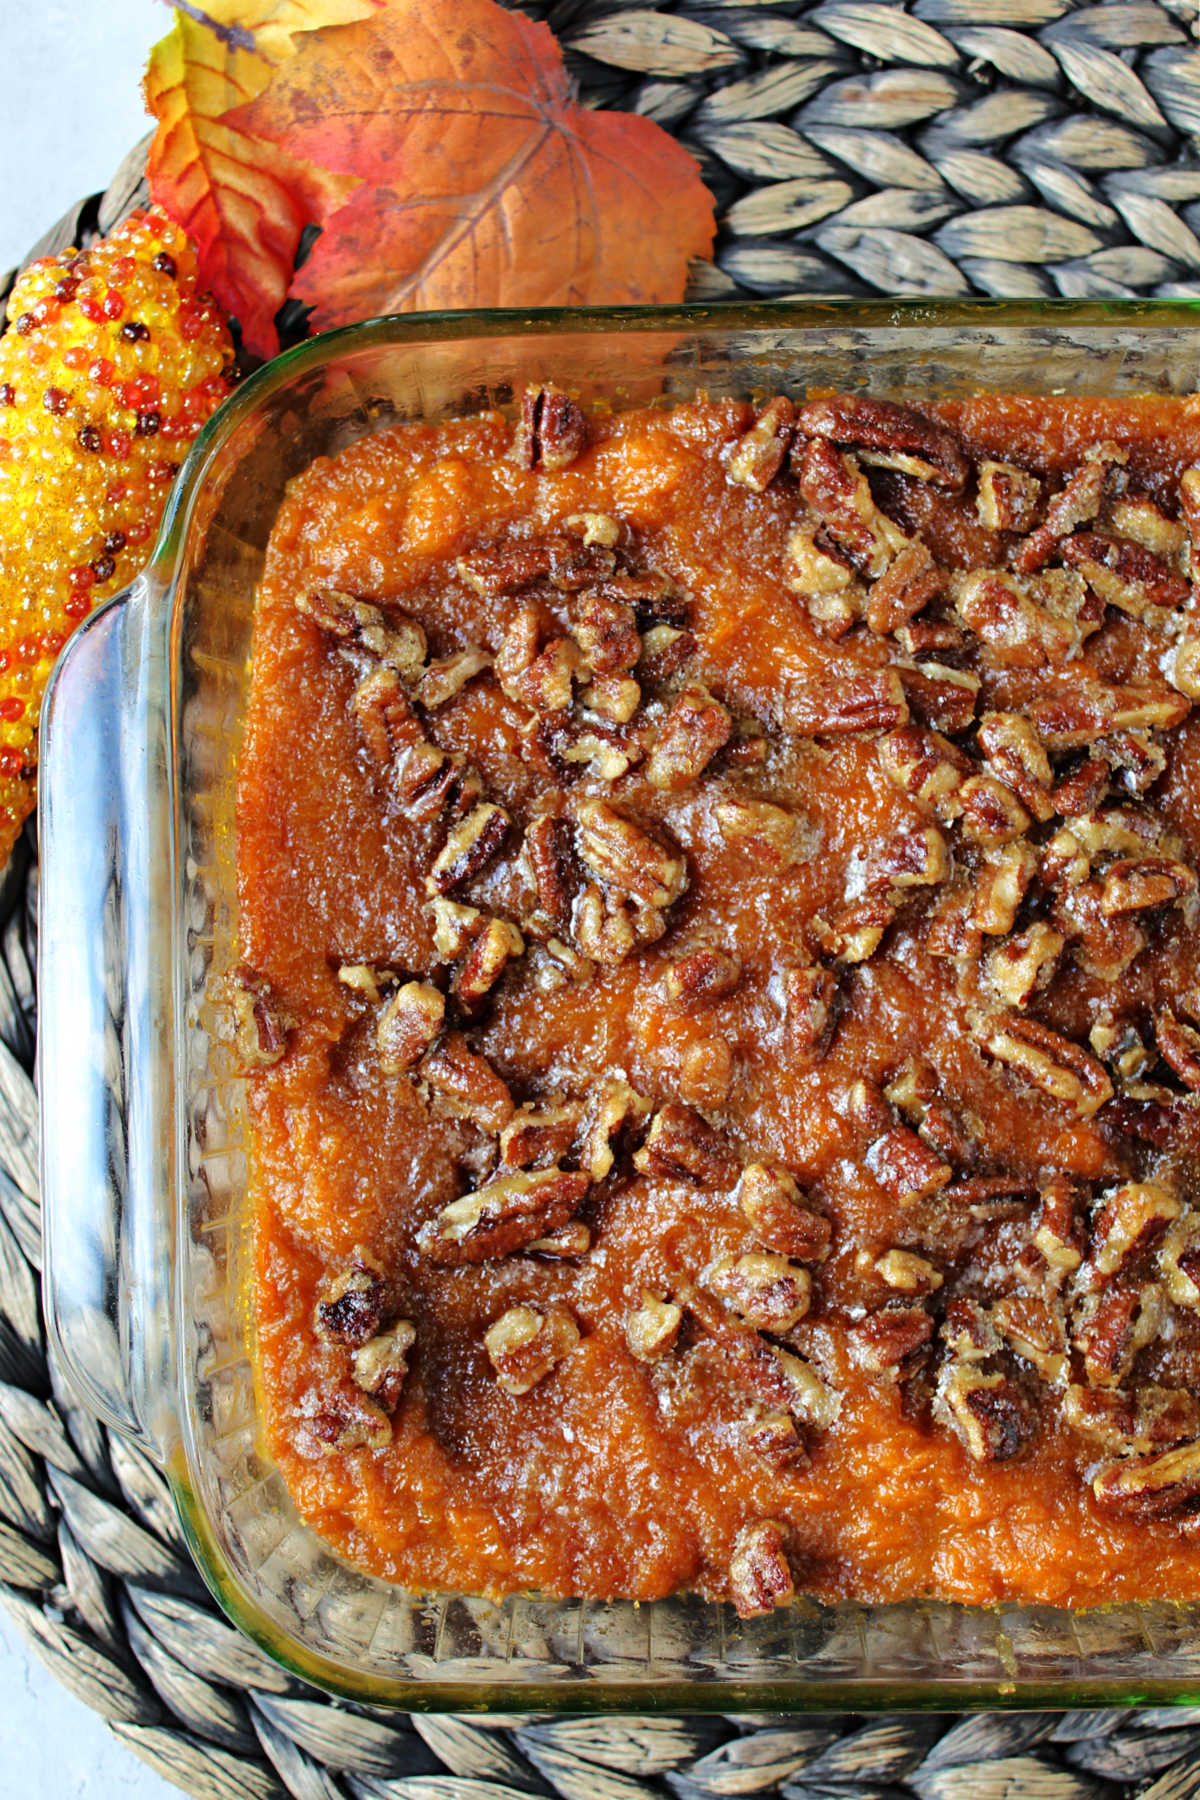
[37,299,1200,1711]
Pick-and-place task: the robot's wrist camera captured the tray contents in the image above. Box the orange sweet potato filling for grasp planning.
[238,388,1200,1611]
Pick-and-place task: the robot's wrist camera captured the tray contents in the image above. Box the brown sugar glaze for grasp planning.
[238,387,1200,1611]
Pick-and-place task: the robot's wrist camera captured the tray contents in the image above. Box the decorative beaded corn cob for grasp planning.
[0,205,236,865]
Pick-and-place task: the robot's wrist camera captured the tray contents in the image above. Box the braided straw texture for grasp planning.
[8,4,1200,1793]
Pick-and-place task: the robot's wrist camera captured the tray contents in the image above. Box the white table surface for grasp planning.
[3,12,196,1797]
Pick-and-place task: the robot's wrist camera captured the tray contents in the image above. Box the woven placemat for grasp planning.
[10,3,1200,1795]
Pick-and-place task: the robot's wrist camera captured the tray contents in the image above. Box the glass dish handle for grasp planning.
[38,580,174,1457]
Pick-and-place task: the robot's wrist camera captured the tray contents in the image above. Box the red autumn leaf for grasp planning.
[229,0,717,328]
[143,5,372,356]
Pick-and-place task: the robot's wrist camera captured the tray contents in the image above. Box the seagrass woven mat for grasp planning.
[11,2,1200,1795]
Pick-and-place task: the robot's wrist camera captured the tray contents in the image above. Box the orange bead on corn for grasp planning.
[0,205,236,864]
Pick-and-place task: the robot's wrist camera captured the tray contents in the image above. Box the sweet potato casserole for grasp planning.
[236,382,1200,1614]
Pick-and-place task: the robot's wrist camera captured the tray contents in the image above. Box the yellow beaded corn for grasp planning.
[0,205,236,864]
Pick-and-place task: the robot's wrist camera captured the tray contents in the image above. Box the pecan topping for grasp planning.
[878,725,970,818]
[977,712,1053,822]
[570,587,641,675]
[1090,1181,1180,1278]
[626,1292,683,1362]
[711,1329,839,1432]
[351,666,423,766]
[430,897,483,959]
[979,1013,1114,1118]
[484,1304,581,1394]
[706,1253,812,1334]
[874,1249,943,1295]
[645,686,732,790]
[785,528,860,637]
[727,396,796,491]
[1156,1009,1200,1089]
[455,918,524,1008]
[935,1365,1035,1463]
[297,588,427,679]
[499,1101,583,1170]
[1012,445,1124,574]
[427,804,510,895]
[665,946,741,1008]
[1092,1440,1200,1519]
[420,1031,514,1132]
[634,1102,736,1188]
[580,1076,652,1181]
[1029,681,1189,750]
[738,1163,832,1263]
[866,1126,951,1206]
[315,1249,387,1347]
[991,1294,1066,1385]
[522,813,575,932]
[985,922,1064,1010]
[415,646,492,710]
[814,895,896,965]
[1060,530,1190,616]
[420,1166,589,1263]
[352,1320,416,1413]
[574,798,688,910]
[1063,1382,1200,1455]
[782,963,839,1068]
[1112,496,1186,561]
[866,825,948,892]
[856,1305,933,1376]
[866,540,945,637]
[229,967,294,1068]
[512,384,588,473]
[796,393,969,490]
[796,438,911,578]
[781,670,909,738]
[728,1519,795,1619]
[952,567,1097,667]
[1159,1214,1200,1309]
[1074,1282,1165,1389]
[1100,855,1196,916]
[377,981,445,1074]
[976,460,1041,533]
[958,775,1031,847]
[714,797,810,868]
[897,661,981,735]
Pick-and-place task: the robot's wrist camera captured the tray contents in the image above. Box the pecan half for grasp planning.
[297,588,427,679]
[866,541,945,637]
[781,669,909,736]
[737,1162,832,1263]
[512,384,588,473]
[706,1253,811,1334]
[315,1249,387,1348]
[352,1320,416,1413]
[935,1365,1035,1462]
[796,393,968,489]
[979,1013,1113,1118]
[1074,1282,1165,1388]
[665,946,741,1008]
[427,804,510,896]
[728,1519,795,1619]
[645,686,732,790]
[574,798,688,910]
[1102,856,1196,916]
[626,1292,683,1362]
[1063,1382,1200,1455]
[484,1304,580,1394]
[522,814,576,932]
[634,1102,736,1187]
[991,1294,1066,1384]
[977,712,1053,822]
[351,666,424,766]
[958,775,1032,847]
[1092,1440,1200,1519]
[953,567,1097,668]
[728,396,795,491]
[455,918,524,1009]
[796,438,910,578]
[1090,1181,1180,1278]
[1060,530,1189,616]
[420,1165,589,1263]
[856,1305,933,1376]
[782,963,839,1068]
[229,967,294,1068]
[1113,496,1186,561]
[866,1126,951,1205]
[1029,681,1189,750]
[580,1076,652,1182]
[976,460,1041,532]
[1156,1009,1200,1089]
[377,981,445,1075]
[420,1032,514,1132]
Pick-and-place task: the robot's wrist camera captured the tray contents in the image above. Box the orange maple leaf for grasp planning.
[228,0,716,329]
[143,5,374,356]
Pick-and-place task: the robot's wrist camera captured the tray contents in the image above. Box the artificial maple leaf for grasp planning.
[229,0,716,329]
[144,5,373,356]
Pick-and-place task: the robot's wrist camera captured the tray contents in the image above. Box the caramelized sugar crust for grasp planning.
[237,386,1200,1612]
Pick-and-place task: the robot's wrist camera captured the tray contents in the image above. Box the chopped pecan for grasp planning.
[991,1294,1066,1384]
[785,527,860,637]
[985,922,1064,1009]
[970,839,1037,938]
[639,623,696,684]
[741,1409,807,1471]
[728,1519,795,1619]
[796,438,910,578]
[634,1102,736,1187]
[1159,1214,1200,1308]
[895,616,967,656]
[377,981,445,1074]
[1030,681,1189,750]
[797,394,968,490]
[573,885,637,965]
[1012,446,1124,574]
[866,541,945,637]
[1033,1175,1085,1278]
[1092,1439,1200,1519]
[1113,496,1186,561]
[733,1163,828,1262]
[679,1036,734,1110]
[1063,1382,1200,1454]
[351,667,424,766]
[421,1166,589,1263]
[315,1250,388,1348]
[1074,1282,1165,1388]
[953,567,1097,668]
[229,967,294,1068]
[782,963,839,1068]
[565,510,620,549]
[1101,856,1195,916]
[549,543,620,592]
[484,1304,580,1394]
[338,963,392,1004]
[458,545,553,597]
[512,384,588,473]
[527,1222,592,1258]
[430,897,483,959]
[580,678,641,730]
[1100,729,1167,797]
[1051,754,1112,820]
[706,1253,811,1334]
[1165,638,1200,702]
[297,588,428,679]
[1157,1008,1200,1089]
[579,1076,651,1181]
[427,804,510,896]
[979,1013,1113,1118]
[866,1126,951,1206]
[574,798,687,910]
[665,946,741,1008]
[727,396,795,491]
[1041,806,1155,889]
[570,587,641,676]
[626,1292,683,1362]
[976,460,1041,533]
[352,1320,416,1413]
[714,797,810,869]
[815,895,896,965]
[856,1305,933,1377]
[897,661,981,735]
[708,1327,839,1432]
[414,646,492,711]
[926,879,981,960]
[781,669,909,737]
[977,712,1053,822]
[935,1365,1035,1462]
[645,686,732,790]
[455,918,524,1008]
[1061,530,1190,616]
[866,825,948,893]
[877,725,970,818]
[940,1173,1036,1214]
[874,1249,943,1295]
[499,1101,583,1170]
[525,637,585,714]
[1091,1181,1180,1278]
[958,775,1031,847]
[304,1392,393,1456]
[420,1031,513,1132]
[942,1296,1002,1361]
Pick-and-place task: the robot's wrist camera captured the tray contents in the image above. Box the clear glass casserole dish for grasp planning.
[37,299,1200,1710]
